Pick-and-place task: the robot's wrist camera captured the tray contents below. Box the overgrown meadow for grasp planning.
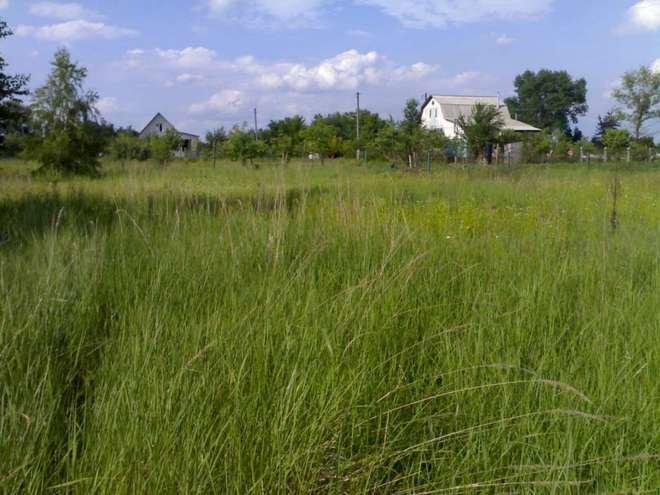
[1,159,658,493]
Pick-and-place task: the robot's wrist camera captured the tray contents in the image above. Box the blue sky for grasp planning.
[2,0,660,137]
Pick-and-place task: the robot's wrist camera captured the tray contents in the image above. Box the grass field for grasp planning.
[1,158,659,493]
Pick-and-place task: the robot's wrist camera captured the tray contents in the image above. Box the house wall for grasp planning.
[140,114,176,139]
[421,99,458,139]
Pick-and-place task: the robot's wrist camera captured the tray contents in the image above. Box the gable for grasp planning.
[139,113,177,138]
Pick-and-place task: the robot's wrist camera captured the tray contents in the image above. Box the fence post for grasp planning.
[603,147,608,163]
[627,146,631,163]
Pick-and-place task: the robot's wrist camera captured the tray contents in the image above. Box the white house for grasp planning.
[139,113,199,158]
[420,95,540,139]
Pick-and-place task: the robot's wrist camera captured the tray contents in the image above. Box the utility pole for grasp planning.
[254,108,258,141]
[356,92,361,161]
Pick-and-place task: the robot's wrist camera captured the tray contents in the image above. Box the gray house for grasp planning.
[139,113,199,158]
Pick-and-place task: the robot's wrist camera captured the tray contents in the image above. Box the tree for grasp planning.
[505,69,588,133]
[266,116,305,163]
[612,65,660,140]
[30,48,105,174]
[593,111,622,145]
[602,129,631,160]
[401,98,421,135]
[150,129,182,166]
[224,124,265,166]
[455,103,504,163]
[205,127,226,167]
[0,21,29,137]
[302,120,335,164]
[371,121,403,164]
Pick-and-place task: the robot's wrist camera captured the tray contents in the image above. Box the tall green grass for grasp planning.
[1,159,659,493]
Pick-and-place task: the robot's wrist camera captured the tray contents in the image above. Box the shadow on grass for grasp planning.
[0,186,330,250]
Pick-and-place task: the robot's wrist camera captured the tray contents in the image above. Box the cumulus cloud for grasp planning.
[356,0,554,28]
[29,2,97,20]
[190,89,245,114]
[229,50,437,92]
[16,20,138,42]
[123,47,437,93]
[619,0,660,33]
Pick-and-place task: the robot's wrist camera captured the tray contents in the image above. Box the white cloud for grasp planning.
[16,20,138,42]
[356,0,554,28]
[621,0,660,32]
[176,73,205,83]
[96,97,120,115]
[495,34,515,45]
[190,89,245,114]
[0,1,9,10]
[155,47,217,69]
[230,49,437,92]
[123,47,437,93]
[206,0,326,27]
[29,2,97,20]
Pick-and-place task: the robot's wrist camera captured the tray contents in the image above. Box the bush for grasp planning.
[630,142,652,161]
[602,129,631,161]
[110,133,150,165]
[521,131,552,163]
[30,123,105,175]
[150,129,182,166]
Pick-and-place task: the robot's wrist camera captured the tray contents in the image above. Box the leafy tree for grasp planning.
[0,21,29,137]
[401,98,421,135]
[602,128,631,160]
[593,111,622,145]
[612,65,660,139]
[30,48,105,174]
[272,134,295,164]
[302,120,335,164]
[205,127,226,166]
[505,69,588,133]
[266,116,305,163]
[371,121,402,164]
[455,103,504,163]
[150,129,182,166]
[224,124,265,166]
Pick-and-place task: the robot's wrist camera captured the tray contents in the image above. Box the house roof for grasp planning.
[423,95,540,133]
[139,113,199,138]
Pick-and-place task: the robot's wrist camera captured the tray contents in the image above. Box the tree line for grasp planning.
[1,19,658,174]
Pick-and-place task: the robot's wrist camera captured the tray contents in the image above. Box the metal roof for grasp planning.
[423,95,541,133]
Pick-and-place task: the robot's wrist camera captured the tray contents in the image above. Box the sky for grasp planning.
[2,0,660,138]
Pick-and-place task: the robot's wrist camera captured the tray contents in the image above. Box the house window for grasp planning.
[158,124,163,133]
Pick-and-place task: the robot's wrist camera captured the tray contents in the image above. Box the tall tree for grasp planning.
[401,98,421,135]
[30,48,105,174]
[0,21,30,134]
[612,65,660,140]
[505,69,588,133]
